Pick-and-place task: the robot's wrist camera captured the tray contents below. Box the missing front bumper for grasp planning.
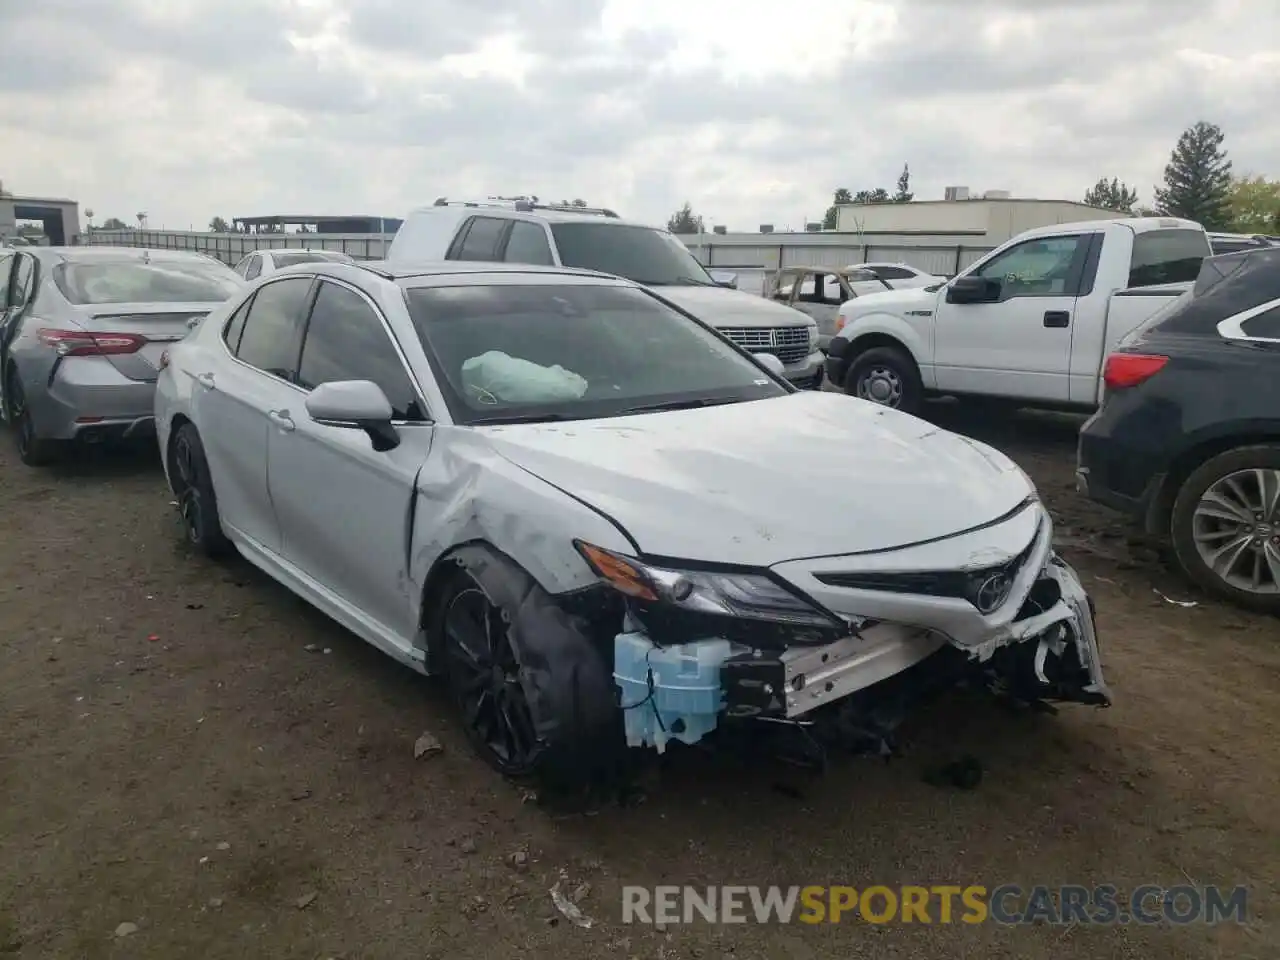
[613,555,1110,753]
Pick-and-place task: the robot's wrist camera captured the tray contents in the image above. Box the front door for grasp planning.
[932,232,1097,402]
[789,271,848,344]
[267,278,434,643]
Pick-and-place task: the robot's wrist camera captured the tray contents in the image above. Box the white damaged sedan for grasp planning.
[155,260,1110,785]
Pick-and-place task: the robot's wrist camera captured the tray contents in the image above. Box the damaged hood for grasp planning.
[477,391,1034,567]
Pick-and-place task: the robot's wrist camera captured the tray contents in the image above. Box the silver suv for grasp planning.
[386,198,824,387]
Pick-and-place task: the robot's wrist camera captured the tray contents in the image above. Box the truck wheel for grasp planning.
[1169,444,1280,614]
[844,346,923,415]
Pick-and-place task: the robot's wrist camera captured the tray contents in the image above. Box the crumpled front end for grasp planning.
[582,498,1109,756]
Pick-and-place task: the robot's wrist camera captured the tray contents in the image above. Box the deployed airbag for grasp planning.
[461,350,588,403]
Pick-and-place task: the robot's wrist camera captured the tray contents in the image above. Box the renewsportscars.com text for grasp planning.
[621,884,1249,926]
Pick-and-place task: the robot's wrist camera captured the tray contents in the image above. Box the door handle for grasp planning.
[1043,311,1070,328]
[267,409,296,431]
[195,372,216,389]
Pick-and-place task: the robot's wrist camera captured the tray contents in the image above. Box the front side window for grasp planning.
[0,255,12,306]
[244,255,263,280]
[54,258,243,304]
[549,223,715,287]
[1128,229,1210,288]
[233,277,312,379]
[973,235,1087,298]
[405,282,788,424]
[297,281,426,420]
[11,255,34,307]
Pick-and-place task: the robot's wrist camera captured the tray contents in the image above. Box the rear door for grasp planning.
[267,278,431,643]
[445,216,509,263]
[191,276,313,553]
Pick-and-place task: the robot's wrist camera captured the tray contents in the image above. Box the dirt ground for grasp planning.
[1,404,1277,960]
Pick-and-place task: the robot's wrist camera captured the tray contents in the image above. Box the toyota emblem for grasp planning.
[974,574,1011,614]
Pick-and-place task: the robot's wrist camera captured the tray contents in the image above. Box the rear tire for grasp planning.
[6,367,63,467]
[1169,444,1280,614]
[844,346,923,415]
[169,423,232,558]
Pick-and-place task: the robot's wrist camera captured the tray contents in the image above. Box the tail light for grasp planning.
[38,328,147,357]
[834,315,846,333]
[1102,352,1168,390]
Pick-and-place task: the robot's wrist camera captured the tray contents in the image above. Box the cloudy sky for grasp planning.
[1,0,1275,232]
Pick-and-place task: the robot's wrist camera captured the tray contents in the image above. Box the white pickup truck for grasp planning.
[823,217,1211,414]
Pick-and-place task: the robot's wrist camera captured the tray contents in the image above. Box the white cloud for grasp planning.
[0,0,1274,231]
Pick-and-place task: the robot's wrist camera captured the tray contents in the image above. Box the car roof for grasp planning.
[1015,216,1203,241]
[286,259,631,285]
[404,204,660,231]
[265,248,352,257]
[26,246,231,265]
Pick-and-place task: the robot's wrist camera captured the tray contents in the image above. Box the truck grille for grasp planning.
[720,326,810,365]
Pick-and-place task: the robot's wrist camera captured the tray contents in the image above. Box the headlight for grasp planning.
[574,541,842,631]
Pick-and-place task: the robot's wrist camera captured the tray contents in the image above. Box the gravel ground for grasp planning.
[1,404,1277,960]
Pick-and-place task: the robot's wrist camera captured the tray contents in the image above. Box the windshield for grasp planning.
[54,259,242,304]
[274,251,351,267]
[405,282,789,425]
[549,223,715,287]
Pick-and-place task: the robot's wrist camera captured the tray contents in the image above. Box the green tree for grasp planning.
[1226,175,1280,234]
[1083,177,1139,213]
[853,188,890,203]
[667,202,703,235]
[1153,121,1233,229]
[209,216,231,232]
[893,164,913,203]
[822,187,853,229]
[101,217,128,230]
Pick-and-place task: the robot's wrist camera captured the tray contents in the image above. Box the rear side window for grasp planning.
[503,221,555,265]
[244,255,262,280]
[451,217,506,261]
[54,260,243,303]
[297,281,426,420]
[1128,230,1209,287]
[875,266,916,280]
[1239,306,1280,341]
[222,295,254,353]
[233,278,312,379]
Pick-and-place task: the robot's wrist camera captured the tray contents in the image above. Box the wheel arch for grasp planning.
[1146,427,1280,536]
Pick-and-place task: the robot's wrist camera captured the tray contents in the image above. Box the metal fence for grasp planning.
[84,228,996,277]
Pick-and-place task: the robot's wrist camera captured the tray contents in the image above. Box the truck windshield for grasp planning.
[549,223,716,287]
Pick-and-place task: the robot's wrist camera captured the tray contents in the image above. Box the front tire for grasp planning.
[169,423,232,558]
[430,553,622,788]
[1169,444,1280,614]
[844,345,923,415]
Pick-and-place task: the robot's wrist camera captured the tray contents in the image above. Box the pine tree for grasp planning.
[1153,122,1233,229]
[894,164,913,202]
[1083,178,1138,213]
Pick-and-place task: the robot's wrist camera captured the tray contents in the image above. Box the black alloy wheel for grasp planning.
[441,576,541,776]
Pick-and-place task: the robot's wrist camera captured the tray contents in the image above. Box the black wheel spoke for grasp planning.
[442,578,536,771]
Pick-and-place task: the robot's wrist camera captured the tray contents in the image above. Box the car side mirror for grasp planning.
[304,379,400,451]
[755,353,786,377]
[946,275,1002,304]
[709,270,738,289]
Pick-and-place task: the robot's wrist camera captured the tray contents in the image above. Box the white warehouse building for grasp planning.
[833,196,1120,246]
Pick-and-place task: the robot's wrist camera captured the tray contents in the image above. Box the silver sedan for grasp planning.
[155,261,1108,785]
[1,247,243,465]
